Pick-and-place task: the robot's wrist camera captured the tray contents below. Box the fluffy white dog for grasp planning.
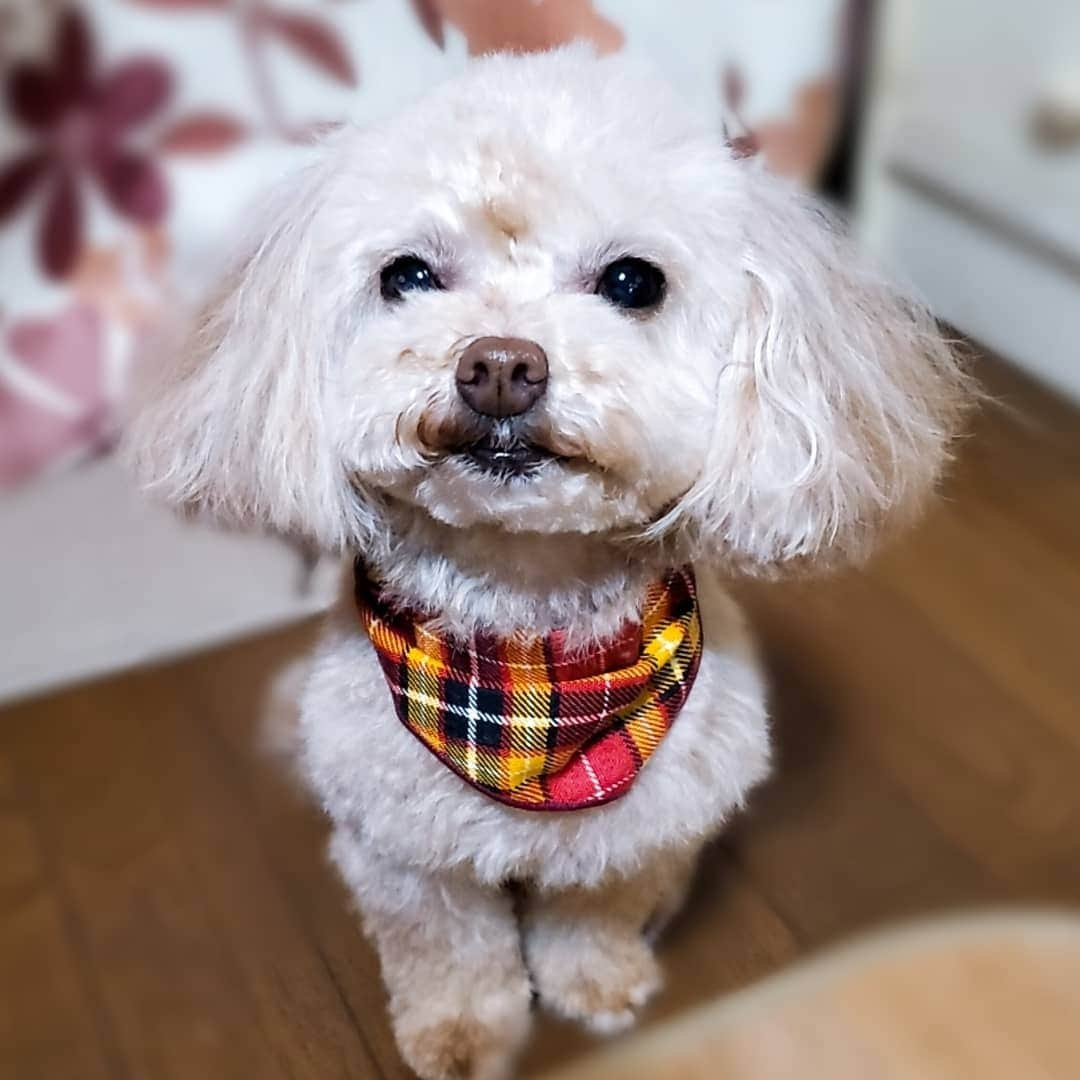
[130,48,968,1080]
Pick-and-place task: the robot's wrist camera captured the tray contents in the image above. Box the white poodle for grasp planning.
[129,48,969,1080]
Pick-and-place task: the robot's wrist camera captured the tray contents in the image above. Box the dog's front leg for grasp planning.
[329,828,532,1080]
[523,845,700,1033]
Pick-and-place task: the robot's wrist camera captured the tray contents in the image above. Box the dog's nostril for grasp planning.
[462,359,490,386]
[455,336,549,418]
[510,360,542,386]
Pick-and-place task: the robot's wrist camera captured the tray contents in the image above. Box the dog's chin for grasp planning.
[392,452,653,535]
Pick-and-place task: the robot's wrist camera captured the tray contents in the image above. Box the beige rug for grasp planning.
[540,911,1080,1080]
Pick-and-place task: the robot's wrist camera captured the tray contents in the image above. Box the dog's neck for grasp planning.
[362,505,668,644]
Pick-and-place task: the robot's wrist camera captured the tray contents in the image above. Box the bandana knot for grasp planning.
[355,562,702,811]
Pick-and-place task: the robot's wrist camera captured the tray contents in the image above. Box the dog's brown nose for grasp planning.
[455,337,548,418]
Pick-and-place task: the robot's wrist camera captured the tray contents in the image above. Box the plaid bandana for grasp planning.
[354,561,702,812]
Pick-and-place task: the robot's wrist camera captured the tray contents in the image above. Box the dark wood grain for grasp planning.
[1,354,1077,1079]
[0,750,119,1080]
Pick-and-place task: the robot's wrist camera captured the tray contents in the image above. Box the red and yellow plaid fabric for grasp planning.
[354,562,702,811]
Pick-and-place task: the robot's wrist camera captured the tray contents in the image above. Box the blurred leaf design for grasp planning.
[290,118,344,144]
[260,8,357,87]
[120,0,360,144]
[40,170,81,279]
[410,0,445,49]
[99,149,169,222]
[722,63,745,110]
[96,59,173,129]
[0,151,49,219]
[161,112,247,153]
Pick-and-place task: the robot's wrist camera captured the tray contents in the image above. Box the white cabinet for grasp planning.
[857,0,1080,400]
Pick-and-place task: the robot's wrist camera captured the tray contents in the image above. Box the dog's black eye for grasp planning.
[380,256,442,301]
[596,257,666,311]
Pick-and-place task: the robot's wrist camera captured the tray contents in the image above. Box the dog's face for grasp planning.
[130,49,968,569]
[326,93,744,538]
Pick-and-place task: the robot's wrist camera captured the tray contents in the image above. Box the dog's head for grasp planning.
[129,48,969,571]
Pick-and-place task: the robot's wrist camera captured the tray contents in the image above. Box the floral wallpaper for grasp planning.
[0,0,846,489]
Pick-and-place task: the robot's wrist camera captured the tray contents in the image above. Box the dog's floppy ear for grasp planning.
[126,152,368,550]
[669,168,971,571]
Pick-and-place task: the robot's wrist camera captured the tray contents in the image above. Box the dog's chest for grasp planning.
[298,575,770,890]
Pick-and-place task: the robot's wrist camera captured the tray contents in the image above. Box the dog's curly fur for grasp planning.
[128,48,969,1079]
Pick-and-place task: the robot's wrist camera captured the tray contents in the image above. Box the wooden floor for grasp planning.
[2,356,1079,1080]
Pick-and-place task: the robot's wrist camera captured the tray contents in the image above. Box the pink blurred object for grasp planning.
[0,305,109,487]
[415,0,623,55]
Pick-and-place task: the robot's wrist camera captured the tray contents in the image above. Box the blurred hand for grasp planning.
[433,0,623,56]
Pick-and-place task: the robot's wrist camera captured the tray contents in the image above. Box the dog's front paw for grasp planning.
[394,985,531,1080]
[400,1017,510,1080]
[526,925,661,1034]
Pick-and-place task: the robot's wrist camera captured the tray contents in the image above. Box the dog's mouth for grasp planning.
[459,435,560,478]
[414,407,584,480]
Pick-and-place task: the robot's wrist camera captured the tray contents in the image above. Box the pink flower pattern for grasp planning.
[0,9,172,278]
[0,1,842,490]
[0,305,109,487]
